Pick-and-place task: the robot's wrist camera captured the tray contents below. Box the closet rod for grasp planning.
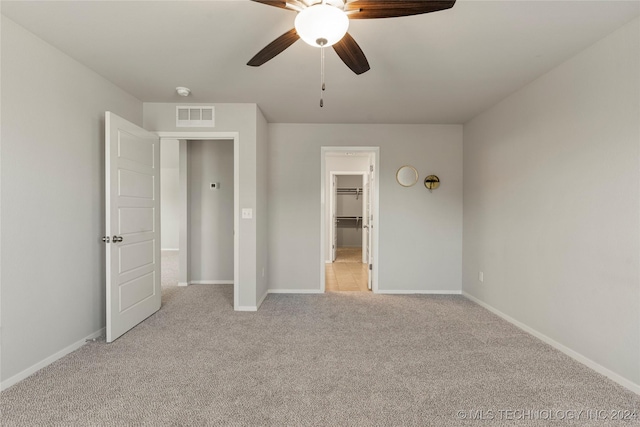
[336,187,362,199]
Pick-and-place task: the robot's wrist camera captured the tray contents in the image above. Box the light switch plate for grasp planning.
[242,208,253,219]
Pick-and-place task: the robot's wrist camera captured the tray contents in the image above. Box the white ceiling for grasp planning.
[2,0,638,124]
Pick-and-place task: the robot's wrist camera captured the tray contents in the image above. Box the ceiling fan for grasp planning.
[247,0,456,75]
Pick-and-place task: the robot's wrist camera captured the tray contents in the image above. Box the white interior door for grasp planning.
[105,112,161,342]
[331,175,337,262]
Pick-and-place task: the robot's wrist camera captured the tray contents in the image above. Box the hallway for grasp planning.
[326,248,369,292]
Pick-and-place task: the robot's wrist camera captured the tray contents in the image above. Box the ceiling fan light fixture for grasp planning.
[294,4,349,47]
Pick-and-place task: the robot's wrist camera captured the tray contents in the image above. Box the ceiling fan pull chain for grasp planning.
[320,43,326,107]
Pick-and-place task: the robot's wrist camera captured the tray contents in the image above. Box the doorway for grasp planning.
[327,173,369,291]
[161,139,235,284]
[160,139,180,290]
[320,147,379,293]
[158,132,240,309]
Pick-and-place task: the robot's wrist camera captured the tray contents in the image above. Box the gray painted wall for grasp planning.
[161,139,180,250]
[178,140,191,285]
[337,175,363,188]
[1,17,143,382]
[463,17,640,387]
[256,109,269,303]
[188,140,234,282]
[268,124,463,292]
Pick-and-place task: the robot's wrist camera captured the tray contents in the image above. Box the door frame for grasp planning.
[157,132,240,310]
[320,147,380,293]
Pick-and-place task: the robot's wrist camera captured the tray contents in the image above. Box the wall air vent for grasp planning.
[176,106,215,128]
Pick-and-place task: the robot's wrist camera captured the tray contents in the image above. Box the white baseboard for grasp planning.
[266,289,461,295]
[462,291,640,395]
[1,328,105,391]
[257,290,268,309]
[161,248,179,252]
[178,281,233,286]
[189,280,233,285]
[268,289,325,294]
[376,289,462,295]
[235,305,258,311]
[234,291,269,312]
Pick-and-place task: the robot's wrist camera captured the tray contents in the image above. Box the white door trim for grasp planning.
[157,132,240,311]
[321,147,380,293]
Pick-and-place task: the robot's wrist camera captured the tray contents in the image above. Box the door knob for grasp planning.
[112,236,123,243]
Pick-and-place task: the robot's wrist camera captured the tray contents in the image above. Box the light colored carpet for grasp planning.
[161,250,179,288]
[160,250,181,302]
[1,255,638,425]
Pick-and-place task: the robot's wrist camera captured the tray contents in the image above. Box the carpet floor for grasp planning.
[1,256,638,425]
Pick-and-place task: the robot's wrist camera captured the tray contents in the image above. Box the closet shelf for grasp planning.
[337,187,363,200]
[337,187,362,195]
[336,216,363,228]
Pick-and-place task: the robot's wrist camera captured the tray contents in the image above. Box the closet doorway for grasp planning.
[320,147,379,293]
[328,173,369,291]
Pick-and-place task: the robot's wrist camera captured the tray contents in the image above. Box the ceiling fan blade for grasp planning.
[250,0,290,10]
[345,0,455,19]
[332,32,370,75]
[247,29,300,67]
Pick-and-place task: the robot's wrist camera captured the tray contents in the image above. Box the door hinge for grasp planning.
[370,165,373,172]
[102,236,110,243]
[369,264,372,270]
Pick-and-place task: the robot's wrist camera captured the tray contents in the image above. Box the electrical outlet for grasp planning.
[210,182,220,190]
[479,271,484,283]
[242,208,253,219]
